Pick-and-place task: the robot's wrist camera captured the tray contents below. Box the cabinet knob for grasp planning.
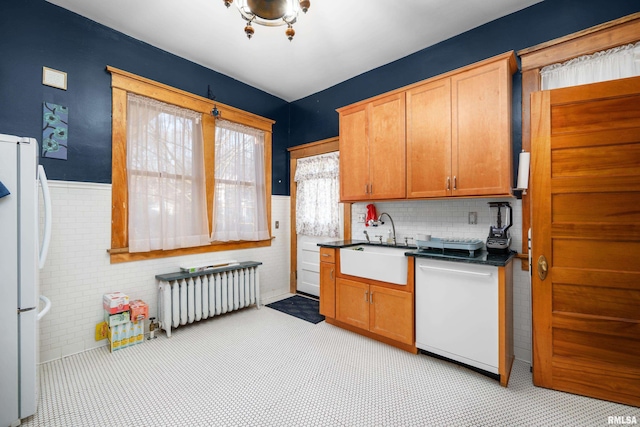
[364,290,369,302]
[447,177,451,191]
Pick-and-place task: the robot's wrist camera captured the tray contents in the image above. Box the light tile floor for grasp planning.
[23,305,639,427]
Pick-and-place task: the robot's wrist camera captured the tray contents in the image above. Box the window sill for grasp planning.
[109,238,273,264]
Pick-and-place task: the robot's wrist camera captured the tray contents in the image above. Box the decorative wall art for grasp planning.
[42,102,68,160]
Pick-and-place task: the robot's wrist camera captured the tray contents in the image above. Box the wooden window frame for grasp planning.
[516,12,640,270]
[107,66,275,263]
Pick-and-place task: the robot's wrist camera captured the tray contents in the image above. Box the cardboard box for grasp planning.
[129,299,149,321]
[105,310,130,327]
[103,292,129,314]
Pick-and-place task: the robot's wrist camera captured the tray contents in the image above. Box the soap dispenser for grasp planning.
[387,229,393,244]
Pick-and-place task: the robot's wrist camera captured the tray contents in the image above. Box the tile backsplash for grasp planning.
[351,198,523,252]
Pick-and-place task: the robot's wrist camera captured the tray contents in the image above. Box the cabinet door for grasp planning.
[369,285,413,345]
[406,78,452,198]
[319,262,335,319]
[336,278,369,330]
[369,93,406,199]
[339,104,369,201]
[451,60,512,196]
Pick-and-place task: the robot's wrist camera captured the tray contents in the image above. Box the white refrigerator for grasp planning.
[0,134,52,427]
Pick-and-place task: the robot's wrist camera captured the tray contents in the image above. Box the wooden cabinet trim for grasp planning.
[336,50,517,113]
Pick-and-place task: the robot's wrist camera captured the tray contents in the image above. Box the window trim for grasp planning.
[107,66,274,263]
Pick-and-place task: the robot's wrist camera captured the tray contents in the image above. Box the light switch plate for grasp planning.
[468,212,477,225]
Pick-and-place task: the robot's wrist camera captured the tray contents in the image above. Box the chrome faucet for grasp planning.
[363,230,370,243]
[377,212,396,245]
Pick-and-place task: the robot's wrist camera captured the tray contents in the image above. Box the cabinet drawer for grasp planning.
[320,247,335,264]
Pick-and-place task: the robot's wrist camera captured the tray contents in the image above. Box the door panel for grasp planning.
[369,93,406,199]
[531,75,640,407]
[296,239,322,296]
[335,278,368,330]
[406,78,452,198]
[339,105,369,201]
[452,60,512,196]
[369,285,413,345]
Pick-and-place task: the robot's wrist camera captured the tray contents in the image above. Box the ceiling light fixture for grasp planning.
[223,0,310,41]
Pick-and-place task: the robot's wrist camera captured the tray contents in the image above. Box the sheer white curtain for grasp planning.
[541,41,640,90]
[126,93,209,252]
[295,152,340,237]
[212,119,269,242]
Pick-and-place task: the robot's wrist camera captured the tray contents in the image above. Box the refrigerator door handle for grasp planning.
[37,295,51,320]
[38,165,51,269]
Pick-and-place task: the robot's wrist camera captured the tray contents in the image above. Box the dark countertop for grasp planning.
[318,240,515,267]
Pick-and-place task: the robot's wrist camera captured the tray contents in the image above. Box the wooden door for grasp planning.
[452,58,513,197]
[319,261,335,319]
[369,93,406,199]
[531,76,640,407]
[339,104,369,201]
[335,278,369,330]
[369,285,413,345]
[406,78,452,198]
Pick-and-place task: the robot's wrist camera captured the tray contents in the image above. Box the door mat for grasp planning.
[266,295,325,324]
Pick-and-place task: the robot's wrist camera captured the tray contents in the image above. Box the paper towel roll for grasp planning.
[516,151,530,190]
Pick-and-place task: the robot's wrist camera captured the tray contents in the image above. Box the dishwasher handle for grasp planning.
[418,264,492,277]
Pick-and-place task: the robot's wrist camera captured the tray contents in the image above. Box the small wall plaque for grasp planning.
[42,66,67,90]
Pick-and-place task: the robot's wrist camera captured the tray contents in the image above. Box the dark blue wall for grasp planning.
[2,0,639,196]
[0,0,291,193]
[289,0,640,192]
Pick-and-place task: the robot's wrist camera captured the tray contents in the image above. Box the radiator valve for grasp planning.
[148,317,158,339]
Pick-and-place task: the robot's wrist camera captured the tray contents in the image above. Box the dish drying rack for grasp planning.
[416,238,484,257]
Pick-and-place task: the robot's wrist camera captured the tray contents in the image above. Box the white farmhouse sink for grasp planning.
[340,245,408,285]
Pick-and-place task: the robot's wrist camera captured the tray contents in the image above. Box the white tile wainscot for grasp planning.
[38,181,291,363]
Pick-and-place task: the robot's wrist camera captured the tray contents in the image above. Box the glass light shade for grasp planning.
[237,0,300,27]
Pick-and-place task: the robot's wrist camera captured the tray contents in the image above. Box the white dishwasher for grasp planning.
[415,258,499,375]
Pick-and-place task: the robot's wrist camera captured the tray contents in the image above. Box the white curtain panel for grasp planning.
[212,119,269,242]
[295,152,340,237]
[541,41,640,90]
[126,93,210,252]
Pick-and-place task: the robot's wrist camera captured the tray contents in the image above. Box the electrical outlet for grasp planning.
[357,213,366,223]
[468,212,477,225]
[275,221,280,229]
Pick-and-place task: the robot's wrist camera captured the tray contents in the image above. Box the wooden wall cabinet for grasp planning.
[407,52,517,198]
[338,92,406,201]
[338,51,517,202]
[319,247,336,319]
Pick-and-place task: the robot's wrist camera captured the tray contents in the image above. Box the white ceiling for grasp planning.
[46,0,542,102]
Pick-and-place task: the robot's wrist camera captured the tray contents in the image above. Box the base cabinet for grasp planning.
[336,278,413,346]
[319,248,336,319]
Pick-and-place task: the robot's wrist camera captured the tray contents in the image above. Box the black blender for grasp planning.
[486,202,512,254]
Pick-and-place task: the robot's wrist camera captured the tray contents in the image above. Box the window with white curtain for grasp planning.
[541,41,640,90]
[295,152,340,237]
[212,119,269,242]
[126,93,210,252]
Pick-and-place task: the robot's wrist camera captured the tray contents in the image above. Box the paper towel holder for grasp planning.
[513,150,530,195]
